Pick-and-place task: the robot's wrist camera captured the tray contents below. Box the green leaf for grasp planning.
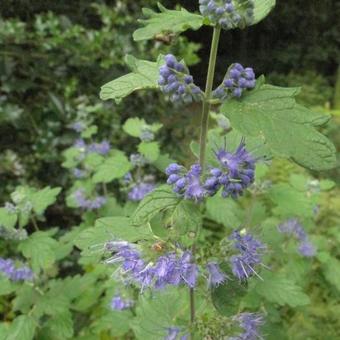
[138,141,160,162]
[30,186,61,215]
[75,217,153,253]
[46,311,74,339]
[7,315,36,340]
[92,150,132,184]
[123,117,162,138]
[206,195,243,228]
[100,55,163,103]
[212,277,248,316]
[221,82,336,170]
[319,254,340,292]
[252,0,276,25]
[131,287,189,340]
[255,272,310,307]
[18,231,58,272]
[133,3,204,41]
[131,185,180,226]
[91,311,132,337]
[81,125,98,139]
[269,183,313,218]
[0,277,16,296]
[0,207,17,229]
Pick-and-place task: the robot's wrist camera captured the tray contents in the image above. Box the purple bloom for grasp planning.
[128,183,155,201]
[206,261,227,288]
[74,190,107,210]
[230,313,265,340]
[70,122,86,132]
[88,140,110,155]
[159,55,202,105]
[229,231,266,281]
[298,241,316,257]
[73,168,87,178]
[0,258,33,281]
[110,295,134,311]
[74,138,87,150]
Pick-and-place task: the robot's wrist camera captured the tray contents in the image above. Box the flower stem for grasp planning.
[199,25,221,169]
[189,25,221,338]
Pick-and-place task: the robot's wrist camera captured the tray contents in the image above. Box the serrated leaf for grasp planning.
[221,82,336,170]
[0,207,17,229]
[255,272,310,307]
[100,55,163,102]
[138,141,160,162]
[123,117,146,137]
[320,256,340,292]
[75,217,153,253]
[18,231,58,272]
[7,315,36,340]
[46,310,74,339]
[131,185,180,226]
[252,0,276,25]
[0,276,16,296]
[133,3,203,41]
[92,151,132,184]
[131,287,189,340]
[206,195,243,228]
[30,186,61,215]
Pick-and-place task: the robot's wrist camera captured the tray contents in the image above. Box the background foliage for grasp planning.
[0,1,339,339]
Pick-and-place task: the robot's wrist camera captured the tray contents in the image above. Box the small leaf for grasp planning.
[46,310,74,339]
[18,231,58,272]
[138,141,160,162]
[123,117,147,137]
[221,82,336,170]
[255,272,310,307]
[133,4,204,41]
[30,186,61,215]
[92,151,132,184]
[7,315,36,340]
[0,207,17,229]
[100,55,163,103]
[252,0,276,25]
[131,185,180,226]
[0,277,16,296]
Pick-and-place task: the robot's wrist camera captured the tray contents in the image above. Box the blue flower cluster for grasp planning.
[166,163,206,202]
[206,261,228,287]
[165,327,188,340]
[128,182,155,202]
[0,257,33,281]
[159,54,202,105]
[105,241,198,291]
[213,63,256,100]
[278,219,316,257]
[199,0,255,30]
[74,138,111,156]
[230,313,265,340]
[229,230,266,280]
[166,140,256,201]
[110,295,134,311]
[74,189,107,210]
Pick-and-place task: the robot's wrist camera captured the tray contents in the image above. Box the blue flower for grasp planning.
[159,55,202,105]
[206,261,228,288]
[298,241,316,257]
[230,312,265,340]
[110,295,134,311]
[128,183,155,201]
[229,231,266,280]
[0,258,33,281]
[74,190,107,210]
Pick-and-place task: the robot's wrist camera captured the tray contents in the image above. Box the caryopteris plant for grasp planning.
[98,1,336,338]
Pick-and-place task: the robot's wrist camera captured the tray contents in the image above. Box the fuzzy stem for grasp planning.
[189,25,221,338]
[199,25,221,169]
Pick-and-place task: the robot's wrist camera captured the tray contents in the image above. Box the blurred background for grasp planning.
[0,1,340,339]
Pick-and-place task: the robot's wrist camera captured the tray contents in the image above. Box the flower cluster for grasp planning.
[207,140,256,198]
[230,313,265,340]
[0,226,28,241]
[213,63,256,100]
[229,230,266,280]
[128,182,155,202]
[110,295,134,311]
[165,327,189,340]
[74,189,107,211]
[74,138,111,156]
[166,140,256,202]
[105,241,198,291]
[0,257,33,281]
[166,163,206,202]
[199,0,255,30]
[140,127,155,142]
[278,219,316,257]
[159,54,202,105]
[206,261,228,287]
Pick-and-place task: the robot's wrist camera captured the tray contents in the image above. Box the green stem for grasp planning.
[199,25,221,169]
[189,25,221,338]
[31,216,39,231]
